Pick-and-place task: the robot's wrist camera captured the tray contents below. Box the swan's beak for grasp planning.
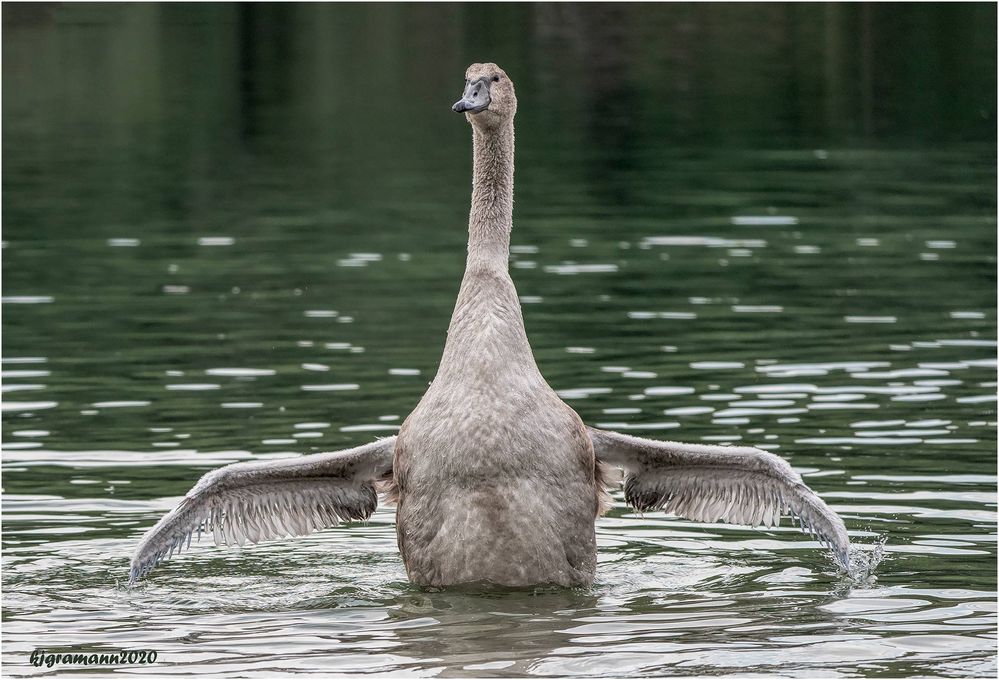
[452,78,490,114]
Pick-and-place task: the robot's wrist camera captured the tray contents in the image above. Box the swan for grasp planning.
[129,63,850,587]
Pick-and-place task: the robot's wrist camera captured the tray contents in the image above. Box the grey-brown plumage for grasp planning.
[129,63,850,587]
[390,63,606,587]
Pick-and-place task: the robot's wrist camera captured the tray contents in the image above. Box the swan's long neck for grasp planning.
[436,115,539,379]
[466,121,514,270]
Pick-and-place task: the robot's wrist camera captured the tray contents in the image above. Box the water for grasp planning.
[3,4,996,678]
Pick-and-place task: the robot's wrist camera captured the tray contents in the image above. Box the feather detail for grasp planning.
[591,427,850,570]
[129,437,396,584]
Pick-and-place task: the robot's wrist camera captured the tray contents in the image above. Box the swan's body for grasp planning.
[129,64,850,587]
[395,269,601,586]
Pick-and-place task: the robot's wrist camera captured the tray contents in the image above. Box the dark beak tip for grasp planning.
[452,101,466,113]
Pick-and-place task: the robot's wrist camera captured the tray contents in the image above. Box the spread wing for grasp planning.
[129,437,396,584]
[588,427,849,569]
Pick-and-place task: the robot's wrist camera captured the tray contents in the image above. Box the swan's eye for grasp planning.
[492,75,501,83]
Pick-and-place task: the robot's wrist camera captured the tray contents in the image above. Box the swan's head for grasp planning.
[452,63,516,128]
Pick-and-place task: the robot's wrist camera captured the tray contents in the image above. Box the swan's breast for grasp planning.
[395,266,592,488]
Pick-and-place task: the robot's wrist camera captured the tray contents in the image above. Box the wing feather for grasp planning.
[129,437,396,584]
[589,427,849,569]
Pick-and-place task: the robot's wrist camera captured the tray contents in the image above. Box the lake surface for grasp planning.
[2,4,996,678]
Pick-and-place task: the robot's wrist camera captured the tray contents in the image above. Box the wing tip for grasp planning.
[836,546,851,572]
[128,526,194,585]
[830,532,852,572]
[128,557,150,586]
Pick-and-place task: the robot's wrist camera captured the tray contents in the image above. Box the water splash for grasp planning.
[845,535,888,584]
